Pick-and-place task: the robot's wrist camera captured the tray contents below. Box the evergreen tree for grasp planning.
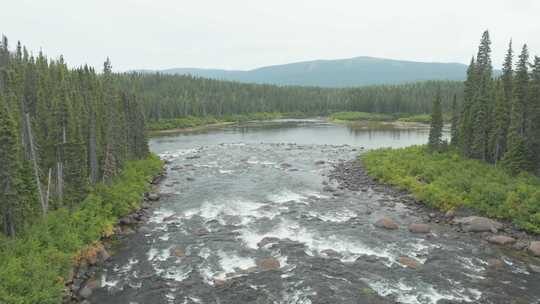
[0,95,21,236]
[450,94,459,145]
[458,57,478,156]
[491,81,510,163]
[527,56,540,173]
[428,90,444,151]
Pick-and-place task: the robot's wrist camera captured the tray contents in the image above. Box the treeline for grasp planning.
[451,31,540,174]
[0,36,149,237]
[114,72,463,122]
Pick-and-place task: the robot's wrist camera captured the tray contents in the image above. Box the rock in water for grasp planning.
[256,258,281,270]
[486,235,516,246]
[374,217,399,230]
[257,237,280,248]
[147,193,160,201]
[193,228,209,236]
[78,287,93,299]
[170,246,185,257]
[487,259,504,269]
[408,223,431,233]
[529,241,540,257]
[454,216,502,233]
[398,256,419,269]
[138,226,152,234]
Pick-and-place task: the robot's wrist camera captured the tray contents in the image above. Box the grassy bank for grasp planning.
[147,112,309,131]
[0,155,163,304]
[330,112,452,124]
[362,146,540,233]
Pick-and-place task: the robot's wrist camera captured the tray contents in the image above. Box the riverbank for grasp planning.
[358,145,540,253]
[146,112,310,133]
[0,155,164,304]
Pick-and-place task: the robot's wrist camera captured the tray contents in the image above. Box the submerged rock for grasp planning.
[147,192,160,201]
[398,256,419,269]
[374,217,399,230]
[487,258,504,269]
[256,258,280,270]
[528,264,540,273]
[408,223,431,234]
[170,247,185,257]
[454,216,503,233]
[193,228,209,236]
[257,237,280,248]
[486,235,516,246]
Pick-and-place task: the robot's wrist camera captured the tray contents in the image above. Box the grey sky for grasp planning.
[2,0,539,72]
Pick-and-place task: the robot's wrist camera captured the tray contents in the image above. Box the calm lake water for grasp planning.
[89,119,539,304]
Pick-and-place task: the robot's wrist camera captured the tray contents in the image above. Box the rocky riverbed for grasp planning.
[77,120,540,304]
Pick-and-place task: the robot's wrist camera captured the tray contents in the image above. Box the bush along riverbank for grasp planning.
[330,111,454,124]
[146,112,310,132]
[0,155,164,304]
[361,146,540,256]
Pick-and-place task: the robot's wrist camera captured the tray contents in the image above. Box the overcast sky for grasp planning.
[2,0,539,71]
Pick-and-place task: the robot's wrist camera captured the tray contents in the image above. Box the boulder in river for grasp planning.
[256,258,281,270]
[170,246,185,257]
[257,237,280,248]
[193,228,209,236]
[487,258,504,269]
[398,256,419,269]
[528,264,540,273]
[147,193,160,201]
[323,185,336,192]
[453,216,503,233]
[486,235,516,246]
[320,249,341,258]
[408,223,430,234]
[138,226,152,234]
[374,217,399,230]
[529,241,540,257]
[78,287,93,299]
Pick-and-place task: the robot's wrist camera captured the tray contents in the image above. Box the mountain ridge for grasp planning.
[133,56,469,87]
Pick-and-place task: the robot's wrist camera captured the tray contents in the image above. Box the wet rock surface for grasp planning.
[86,121,540,304]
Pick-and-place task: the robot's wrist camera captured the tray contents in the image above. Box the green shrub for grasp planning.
[0,155,163,304]
[362,146,540,233]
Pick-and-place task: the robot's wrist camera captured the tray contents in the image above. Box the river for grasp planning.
[88,119,540,304]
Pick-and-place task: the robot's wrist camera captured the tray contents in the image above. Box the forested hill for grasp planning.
[136,56,469,87]
[115,73,463,122]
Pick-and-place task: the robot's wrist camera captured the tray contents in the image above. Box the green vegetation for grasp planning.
[362,146,540,233]
[455,31,540,174]
[147,112,307,131]
[0,155,163,304]
[330,111,394,122]
[397,114,432,124]
[115,72,463,124]
[0,37,149,237]
[428,91,444,151]
[330,111,442,124]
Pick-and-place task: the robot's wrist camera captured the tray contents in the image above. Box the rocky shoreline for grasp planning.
[63,171,167,304]
[328,159,540,268]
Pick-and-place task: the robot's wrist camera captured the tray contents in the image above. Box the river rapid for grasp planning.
[89,119,540,304]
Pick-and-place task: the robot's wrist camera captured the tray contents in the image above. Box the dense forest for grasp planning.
[447,31,540,174]
[0,36,149,237]
[115,72,463,122]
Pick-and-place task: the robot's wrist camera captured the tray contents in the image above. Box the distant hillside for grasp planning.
[135,56,469,87]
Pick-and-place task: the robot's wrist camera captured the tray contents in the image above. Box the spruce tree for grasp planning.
[527,56,540,173]
[428,90,444,151]
[450,94,459,145]
[458,57,478,156]
[0,96,21,236]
